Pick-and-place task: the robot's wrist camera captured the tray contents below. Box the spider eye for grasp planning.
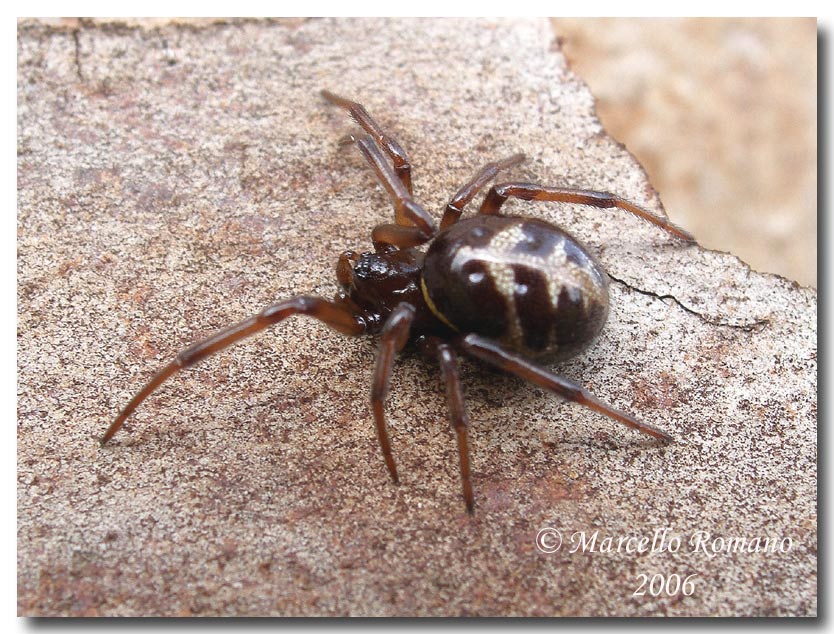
[353,253,389,280]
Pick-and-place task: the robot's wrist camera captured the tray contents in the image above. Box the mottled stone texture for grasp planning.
[18,18,816,616]
[554,18,817,288]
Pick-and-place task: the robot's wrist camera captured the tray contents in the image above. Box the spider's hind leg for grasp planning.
[460,333,673,442]
[479,182,695,243]
[440,153,526,230]
[420,336,475,513]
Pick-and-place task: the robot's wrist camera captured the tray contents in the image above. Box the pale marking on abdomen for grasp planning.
[451,223,601,350]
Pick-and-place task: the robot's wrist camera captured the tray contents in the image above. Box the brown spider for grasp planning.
[102,90,694,513]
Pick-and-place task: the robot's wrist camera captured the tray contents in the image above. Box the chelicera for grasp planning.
[103,90,694,512]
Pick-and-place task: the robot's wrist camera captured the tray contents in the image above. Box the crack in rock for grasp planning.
[72,28,84,82]
[608,272,770,332]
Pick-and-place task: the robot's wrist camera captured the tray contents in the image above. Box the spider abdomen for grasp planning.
[421,215,609,362]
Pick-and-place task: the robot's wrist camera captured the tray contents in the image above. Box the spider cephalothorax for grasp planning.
[103,90,694,513]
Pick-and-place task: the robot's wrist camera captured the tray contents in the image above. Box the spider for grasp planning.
[102,89,694,513]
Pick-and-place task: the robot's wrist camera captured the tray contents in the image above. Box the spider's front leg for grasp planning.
[369,302,416,484]
[102,296,367,444]
[353,135,437,249]
[460,334,673,442]
[321,91,436,248]
[322,89,414,194]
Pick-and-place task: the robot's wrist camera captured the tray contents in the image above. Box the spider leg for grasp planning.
[371,223,436,250]
[440,153,526,230]
[479,182,695,243]
[322,90,414,194]
[353,135,437,247]
[102,296,366,444]
[370,302,416,484]
[459,333,673,442]
[421,336,474,513]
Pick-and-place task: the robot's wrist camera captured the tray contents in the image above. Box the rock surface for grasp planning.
[18,18,816,616]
